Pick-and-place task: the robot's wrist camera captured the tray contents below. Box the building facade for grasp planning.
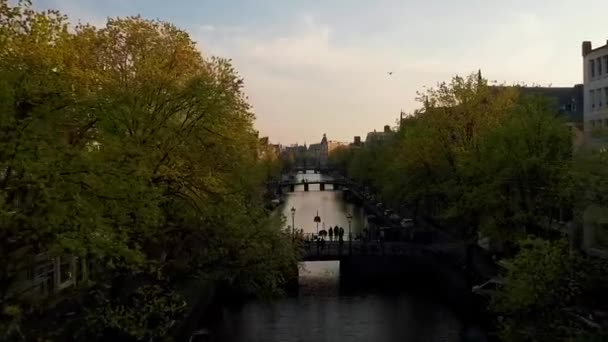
[327,140,347,154]
[582,40,608,141]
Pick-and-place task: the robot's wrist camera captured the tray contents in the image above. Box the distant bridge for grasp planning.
[280,179,347,192]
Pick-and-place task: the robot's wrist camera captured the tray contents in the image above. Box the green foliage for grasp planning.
[328,145,354,175]
[0,1,297,339]
[0,304,24,341]
[491,238,608,341]
[492,238,571,314]
[335,73,588,339]
[468,95,573,241]
[86,285,186,341]
[341,74,572,243]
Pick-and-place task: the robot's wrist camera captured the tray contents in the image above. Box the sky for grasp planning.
[34,0,608,145]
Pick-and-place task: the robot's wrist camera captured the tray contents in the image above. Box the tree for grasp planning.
[492,238,608,341]
[0,2,297,340]
[347,74,572,245]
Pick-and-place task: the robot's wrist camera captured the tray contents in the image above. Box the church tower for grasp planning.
[320,133,328,168]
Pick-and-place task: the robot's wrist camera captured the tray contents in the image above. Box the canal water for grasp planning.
[206,171,469,342]
[279,171,367,238]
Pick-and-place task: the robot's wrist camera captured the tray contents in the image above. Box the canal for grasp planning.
[201,171,476,342]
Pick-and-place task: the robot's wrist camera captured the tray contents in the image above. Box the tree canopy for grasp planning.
[0,1,295,340]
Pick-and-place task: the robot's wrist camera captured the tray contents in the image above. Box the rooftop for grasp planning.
[582,40,608,56]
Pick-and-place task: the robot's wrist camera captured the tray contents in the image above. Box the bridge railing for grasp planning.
[297,233,465,260]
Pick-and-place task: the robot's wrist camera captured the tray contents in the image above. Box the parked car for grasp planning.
[189,329,212,342]
[400,218,414,228]
[384,209,394,216]
[472,277,504,298]
[389,213,400,222]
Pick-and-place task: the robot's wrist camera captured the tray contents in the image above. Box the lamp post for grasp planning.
[290,207,296,241]
[314,210,321,236]
[346,212,353,255]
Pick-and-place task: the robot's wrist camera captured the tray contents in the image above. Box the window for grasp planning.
[591,89,596,108]
[599,57,603,76]
[592,120,596,128]
[605,55,608,75]
[591,59,596,78]
[605,87,608,105]
[604,118,608,127]
[599,88,604,107]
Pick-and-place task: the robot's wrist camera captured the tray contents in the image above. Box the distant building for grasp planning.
[365,125,393,145]
[270,144,281,156]
[328,140,348,154]
[582,40,608,145]
[258,137,282,160]
[302,134,346,168]
[352,136,362,147]
[519,85,583,123]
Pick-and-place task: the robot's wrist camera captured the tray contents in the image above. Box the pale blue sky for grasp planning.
[37,0,608,144]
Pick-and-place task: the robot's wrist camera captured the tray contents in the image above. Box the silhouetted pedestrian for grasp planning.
[328,227,333,241]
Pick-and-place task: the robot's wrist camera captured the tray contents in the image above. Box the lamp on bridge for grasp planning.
[346,212,353,254]
[314,210,321,235]
[291,207,296,241]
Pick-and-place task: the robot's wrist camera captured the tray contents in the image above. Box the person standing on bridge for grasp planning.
[328,227,333,241]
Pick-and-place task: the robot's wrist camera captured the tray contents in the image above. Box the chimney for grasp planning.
[354,136,361,145]
[384,125,391,133]
[582,41,592,56]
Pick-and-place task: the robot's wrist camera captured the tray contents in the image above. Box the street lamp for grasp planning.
[314,210,321,235]
[346,212,353,255]
[291,207,296,241]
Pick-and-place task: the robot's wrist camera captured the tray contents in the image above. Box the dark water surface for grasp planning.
[200,172,472,342]
[210,261,464,342]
